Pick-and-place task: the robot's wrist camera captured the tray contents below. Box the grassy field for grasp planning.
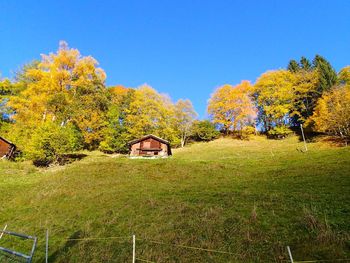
[0,136,349,262]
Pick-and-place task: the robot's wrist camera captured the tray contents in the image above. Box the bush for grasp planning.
[267,126,294,139]
[237,126,257,140]
[99,131,129,154]
[191,120,220,142]
[242,126,256,135]
[25,122,83,166]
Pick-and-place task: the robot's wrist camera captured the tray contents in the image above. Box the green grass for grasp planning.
[0,136,349,262]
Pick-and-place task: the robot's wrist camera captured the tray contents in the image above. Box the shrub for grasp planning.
[99,131,129,154]
[235,126,257,140]
[25,122,83,166]
[191,120,220,142]
[242,126,256,135]
[267,126,293,139]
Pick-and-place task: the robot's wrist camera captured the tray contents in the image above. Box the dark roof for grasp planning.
[128,134,170,145]
[0,136,15,146]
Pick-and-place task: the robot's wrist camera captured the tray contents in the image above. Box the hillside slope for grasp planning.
[0,136,349,262]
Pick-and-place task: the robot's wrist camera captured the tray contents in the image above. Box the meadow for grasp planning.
[0,136,349,262]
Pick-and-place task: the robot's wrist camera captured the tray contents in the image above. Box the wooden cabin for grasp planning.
[0,136,16,159]
[128,134,172,157]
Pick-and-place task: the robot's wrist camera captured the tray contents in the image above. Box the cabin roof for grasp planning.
[0,136,15,146]
[128,134,170,145]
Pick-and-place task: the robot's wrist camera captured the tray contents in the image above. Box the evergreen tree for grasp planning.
[300,56,312,71]
[312,55,337,93]
[287,60,300,72]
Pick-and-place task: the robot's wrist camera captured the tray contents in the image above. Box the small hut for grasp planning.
[0,136,16,159]
[128,134,172,157]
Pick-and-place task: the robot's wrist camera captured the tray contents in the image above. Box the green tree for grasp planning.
[25,122,82,166]
[99,86,134,153]
[287,60,300,72]
[300,56,312,71]
[0,78,13,122]
[191,120,220,142]
[312,54,337,93]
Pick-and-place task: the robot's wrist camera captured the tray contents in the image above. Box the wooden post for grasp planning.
[132,234,136,263]
[0,225,7,239]
[45,230,49,263]
[287,246,294,263]
[300,124,308,152]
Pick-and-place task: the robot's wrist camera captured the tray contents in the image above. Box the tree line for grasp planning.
[0,42,218,164]
[208,56,350,140]
[0,42,349,164]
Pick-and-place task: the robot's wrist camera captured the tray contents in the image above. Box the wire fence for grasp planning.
[1,226,350,262]
[54,234,350,262]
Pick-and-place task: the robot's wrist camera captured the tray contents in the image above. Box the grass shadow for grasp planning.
[57,153,87,165]
[48,230,83,262]
[33,153,87,167]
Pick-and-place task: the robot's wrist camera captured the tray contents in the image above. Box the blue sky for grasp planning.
[1,1,349,117]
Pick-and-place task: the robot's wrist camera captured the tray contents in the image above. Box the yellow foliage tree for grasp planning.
[290,69,319,124]
[254,70,296,130]
[9,41,108,149]
[125,85,178,143]
[339,66,350,84]
[208,81,256,134]
[309,85,350,139]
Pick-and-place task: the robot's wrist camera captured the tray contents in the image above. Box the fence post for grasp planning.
[132,234,136,263]
[46,230,49,263]
[287,246,294,263]
[0,225,7,239]
[300,124,308,152]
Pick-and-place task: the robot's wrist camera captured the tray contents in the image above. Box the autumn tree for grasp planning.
[208,81,256,134]
[287,55,338,126]
[174,99,197,147]
[14,60,40,85]
[309,85,350,140]
[290,69,319,125]
[124,85,178,144]
[8,41,108,161]
[253,70,296,131]
[309,66,350,140]
[339,66,350,85]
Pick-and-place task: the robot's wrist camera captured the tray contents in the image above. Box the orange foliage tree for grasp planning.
[208,81,256,134]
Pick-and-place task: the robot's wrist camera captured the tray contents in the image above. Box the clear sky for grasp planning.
[1,0,349,117]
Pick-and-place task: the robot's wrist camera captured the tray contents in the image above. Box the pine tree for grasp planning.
[312,55,337,93]
[300,56,312,71]
[287,60,300,72]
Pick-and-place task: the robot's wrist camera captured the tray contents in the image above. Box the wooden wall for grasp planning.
[0,139,12,157]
